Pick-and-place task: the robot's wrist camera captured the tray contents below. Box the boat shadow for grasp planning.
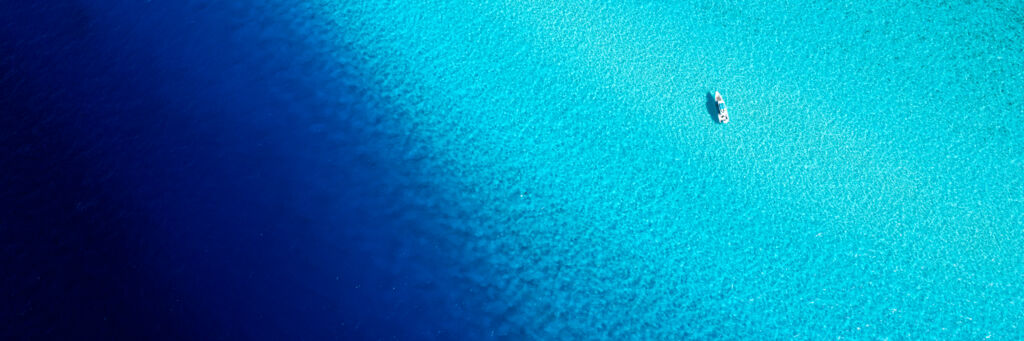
[705,92,720,123]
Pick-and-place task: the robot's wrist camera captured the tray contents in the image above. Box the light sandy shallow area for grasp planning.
[312,1,1024,338]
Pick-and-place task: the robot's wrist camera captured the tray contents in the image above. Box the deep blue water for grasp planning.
[4,0,1024,340]
[2,1,487,339]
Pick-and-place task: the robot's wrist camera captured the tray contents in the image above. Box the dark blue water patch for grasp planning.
[1,3,179,338]
[2,1,488,339]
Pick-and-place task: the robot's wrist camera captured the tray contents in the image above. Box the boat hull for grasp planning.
[715,91,730,123]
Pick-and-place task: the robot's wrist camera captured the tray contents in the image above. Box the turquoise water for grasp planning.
[314,0,1023,338]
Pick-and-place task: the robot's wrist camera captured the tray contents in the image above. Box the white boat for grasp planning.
[715,91,729,123]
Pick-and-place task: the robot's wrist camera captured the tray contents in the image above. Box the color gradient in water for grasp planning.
[3,0,1022,339]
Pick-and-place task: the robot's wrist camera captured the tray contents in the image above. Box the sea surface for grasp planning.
[2,0,1022,339]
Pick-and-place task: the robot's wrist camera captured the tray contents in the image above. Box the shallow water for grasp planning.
[4,0,1022,339]
[314,0,1024,338]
